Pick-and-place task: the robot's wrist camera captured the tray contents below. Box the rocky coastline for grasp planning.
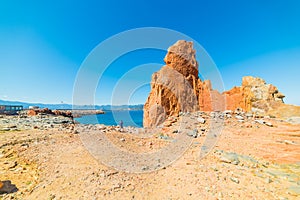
[1,108,300,199]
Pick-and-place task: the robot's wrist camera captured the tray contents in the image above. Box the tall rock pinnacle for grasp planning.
[143,40,201,127]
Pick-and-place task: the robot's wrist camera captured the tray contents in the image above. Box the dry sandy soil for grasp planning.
[0,114,300,200]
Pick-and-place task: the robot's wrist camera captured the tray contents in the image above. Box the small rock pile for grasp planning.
[26,108,72,118]
[157,108,277,140]
[74,124,143,134]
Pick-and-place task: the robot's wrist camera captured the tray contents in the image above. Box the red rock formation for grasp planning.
[144,41,200,127]
[27,109,37,116]
[144,40,288,127]
[223,76,285,114]
[144,40,224,127]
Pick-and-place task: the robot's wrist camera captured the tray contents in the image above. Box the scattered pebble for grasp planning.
[197,117,206,124]
[230,177,240,184]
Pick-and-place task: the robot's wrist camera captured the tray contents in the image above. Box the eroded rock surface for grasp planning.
[144,41,201,127]
[224,76,285,114]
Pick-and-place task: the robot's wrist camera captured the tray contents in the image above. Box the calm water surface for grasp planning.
[75,110,143,127]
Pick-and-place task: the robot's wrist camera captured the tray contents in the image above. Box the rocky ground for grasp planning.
[0,111,300,199]
[0,114,74,132]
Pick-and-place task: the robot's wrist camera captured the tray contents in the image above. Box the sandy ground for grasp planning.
[0,116,300,199]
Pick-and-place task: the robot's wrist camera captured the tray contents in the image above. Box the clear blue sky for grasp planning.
[1,0,300,105]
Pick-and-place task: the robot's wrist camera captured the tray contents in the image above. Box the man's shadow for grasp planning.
[0,180,18,194]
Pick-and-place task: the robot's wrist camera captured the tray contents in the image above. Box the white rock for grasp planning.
[265,122,273,127]
[223,110,232,114]
[197,117,206,124]
[235,115,244,120]
[255,119,265,125]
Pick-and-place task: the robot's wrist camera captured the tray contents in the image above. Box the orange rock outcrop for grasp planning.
[223,76,285,113]
[144,40,222,127]
[143,40,290,127]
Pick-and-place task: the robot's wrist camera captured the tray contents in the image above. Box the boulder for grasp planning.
[0,180,18,194]
[27,109,37,116]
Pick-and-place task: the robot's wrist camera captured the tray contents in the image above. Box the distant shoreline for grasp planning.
[57,109,105,118]
[0,99,144,111]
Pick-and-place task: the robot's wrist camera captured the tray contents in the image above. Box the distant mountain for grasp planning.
[0,99,143,111]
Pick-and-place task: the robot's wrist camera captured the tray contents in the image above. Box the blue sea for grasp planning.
[74,110,143,127]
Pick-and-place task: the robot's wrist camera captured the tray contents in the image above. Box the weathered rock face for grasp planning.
[143,40,289,127]
[143,41,200,127]
[223,76,285,114]
[163,40,198,85]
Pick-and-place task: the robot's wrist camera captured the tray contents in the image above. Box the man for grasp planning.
[119,120,124,129]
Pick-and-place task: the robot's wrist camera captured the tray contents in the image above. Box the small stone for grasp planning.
[97,125,106,130]
[283,140,296,145]
[211,166,218,171]
[49,194,56,200]
[220,156,231,163]
[205,186,210,192]
[187,129,198,138]
[197,117,206,124]
[120,138,125,142]
[21,143,29,148]
[245,113,253,118]
[232,160,240,165]
[235,115,244,120]
[6,161,18,170]
[141,166,149,171]
[265,122,273,127]
[265,177,272,184]
[218,192,224,199]
[278,197,288,200]
[226,114,232,118]
[255,119,265,125]
[230,177,240,184]
[223,110,232,114]
[219,153,240,165]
